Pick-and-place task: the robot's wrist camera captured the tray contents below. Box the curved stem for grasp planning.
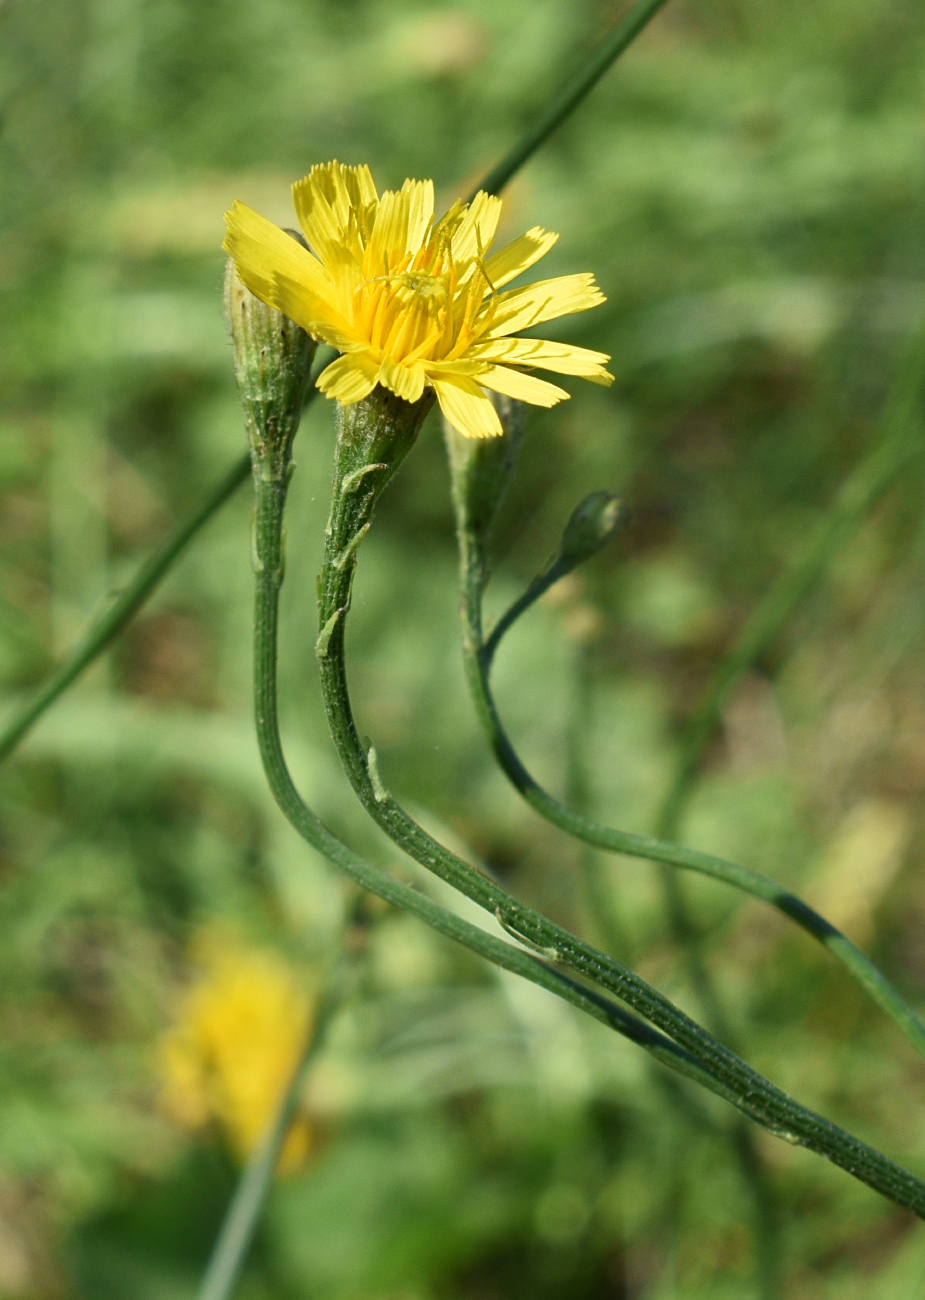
[482,555,571,666]
[454,523,925,1062]
[249,448,744,1104]
[464,492,783,1294]
[311,395,925,1215]
[448,354,925,1288]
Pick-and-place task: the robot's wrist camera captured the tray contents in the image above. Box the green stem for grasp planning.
[0,451,250,763]
[482,555,571,665]
[459,493,783,1295]
[565,653,780,1297]
[646,293,923,1300]
[0,1,673,763]
[249,441,748,1106]
[471,0,671,199]
[454,523,925,1062]
[0,339,332,766]
[449,344,925,1287]
[311,393,925,1215]
[197,977,345,1300]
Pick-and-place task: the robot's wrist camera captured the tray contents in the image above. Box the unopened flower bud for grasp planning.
[559,491,623,569]
[224,231,316,472]
[445,395,525,556]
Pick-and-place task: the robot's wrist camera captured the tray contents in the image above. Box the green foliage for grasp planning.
[2,0,925,1294]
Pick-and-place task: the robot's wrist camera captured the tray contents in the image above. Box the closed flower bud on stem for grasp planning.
[445,395,525,571]
[224,234,317,478]
[559,491,623,569]
[479,490,623,667]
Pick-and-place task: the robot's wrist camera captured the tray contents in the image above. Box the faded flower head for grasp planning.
[223,161,613,440]
[159,929,314,1174]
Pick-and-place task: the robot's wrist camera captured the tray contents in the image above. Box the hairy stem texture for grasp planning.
[311,394,925,1216]
[249,440,747,1106]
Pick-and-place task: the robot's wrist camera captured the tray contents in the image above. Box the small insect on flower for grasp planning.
[223,162,613,440]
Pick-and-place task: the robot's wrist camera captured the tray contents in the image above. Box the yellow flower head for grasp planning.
[159,929,314,1174]
[223,161,613,440]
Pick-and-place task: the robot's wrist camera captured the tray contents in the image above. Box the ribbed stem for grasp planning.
[249,448,746,1100]
[312,400,925,1216]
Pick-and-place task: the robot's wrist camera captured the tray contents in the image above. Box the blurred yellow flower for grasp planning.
[159,930,314,1174]
[223,161,613,440]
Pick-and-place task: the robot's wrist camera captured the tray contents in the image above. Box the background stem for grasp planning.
[197,977,346,1300]
[472,0,671,199]
[656,328,925,841]
[0,451,250,763]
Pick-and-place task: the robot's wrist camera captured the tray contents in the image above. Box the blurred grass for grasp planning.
[2,0,925,1295]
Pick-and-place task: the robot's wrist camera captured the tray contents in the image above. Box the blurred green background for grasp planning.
[3,0,925,1294]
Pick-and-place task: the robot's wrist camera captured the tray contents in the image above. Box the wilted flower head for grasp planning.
[224,161,613,440]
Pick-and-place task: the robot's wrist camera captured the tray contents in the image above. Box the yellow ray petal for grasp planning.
[468,337,613,383]
[315,352,381,403]
[475,365,570,408]
[293,161,378,257]
[318,242,366,320]
[380,356,426,403]
[430,374,503,439]
[367,179,434,272]
[312,160,378,232]
[344,163,379,211]
[292,170,343,253]
[450,191,503,269]
[223,201,337,311]
[365,191,404,274]
[404,178,435,255]
[480,273,606,337]
[482,227,559,289]
[271,275,362,353]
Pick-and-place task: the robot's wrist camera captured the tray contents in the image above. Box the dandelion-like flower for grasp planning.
[159,930,314,1173]
[223,161,613,440]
